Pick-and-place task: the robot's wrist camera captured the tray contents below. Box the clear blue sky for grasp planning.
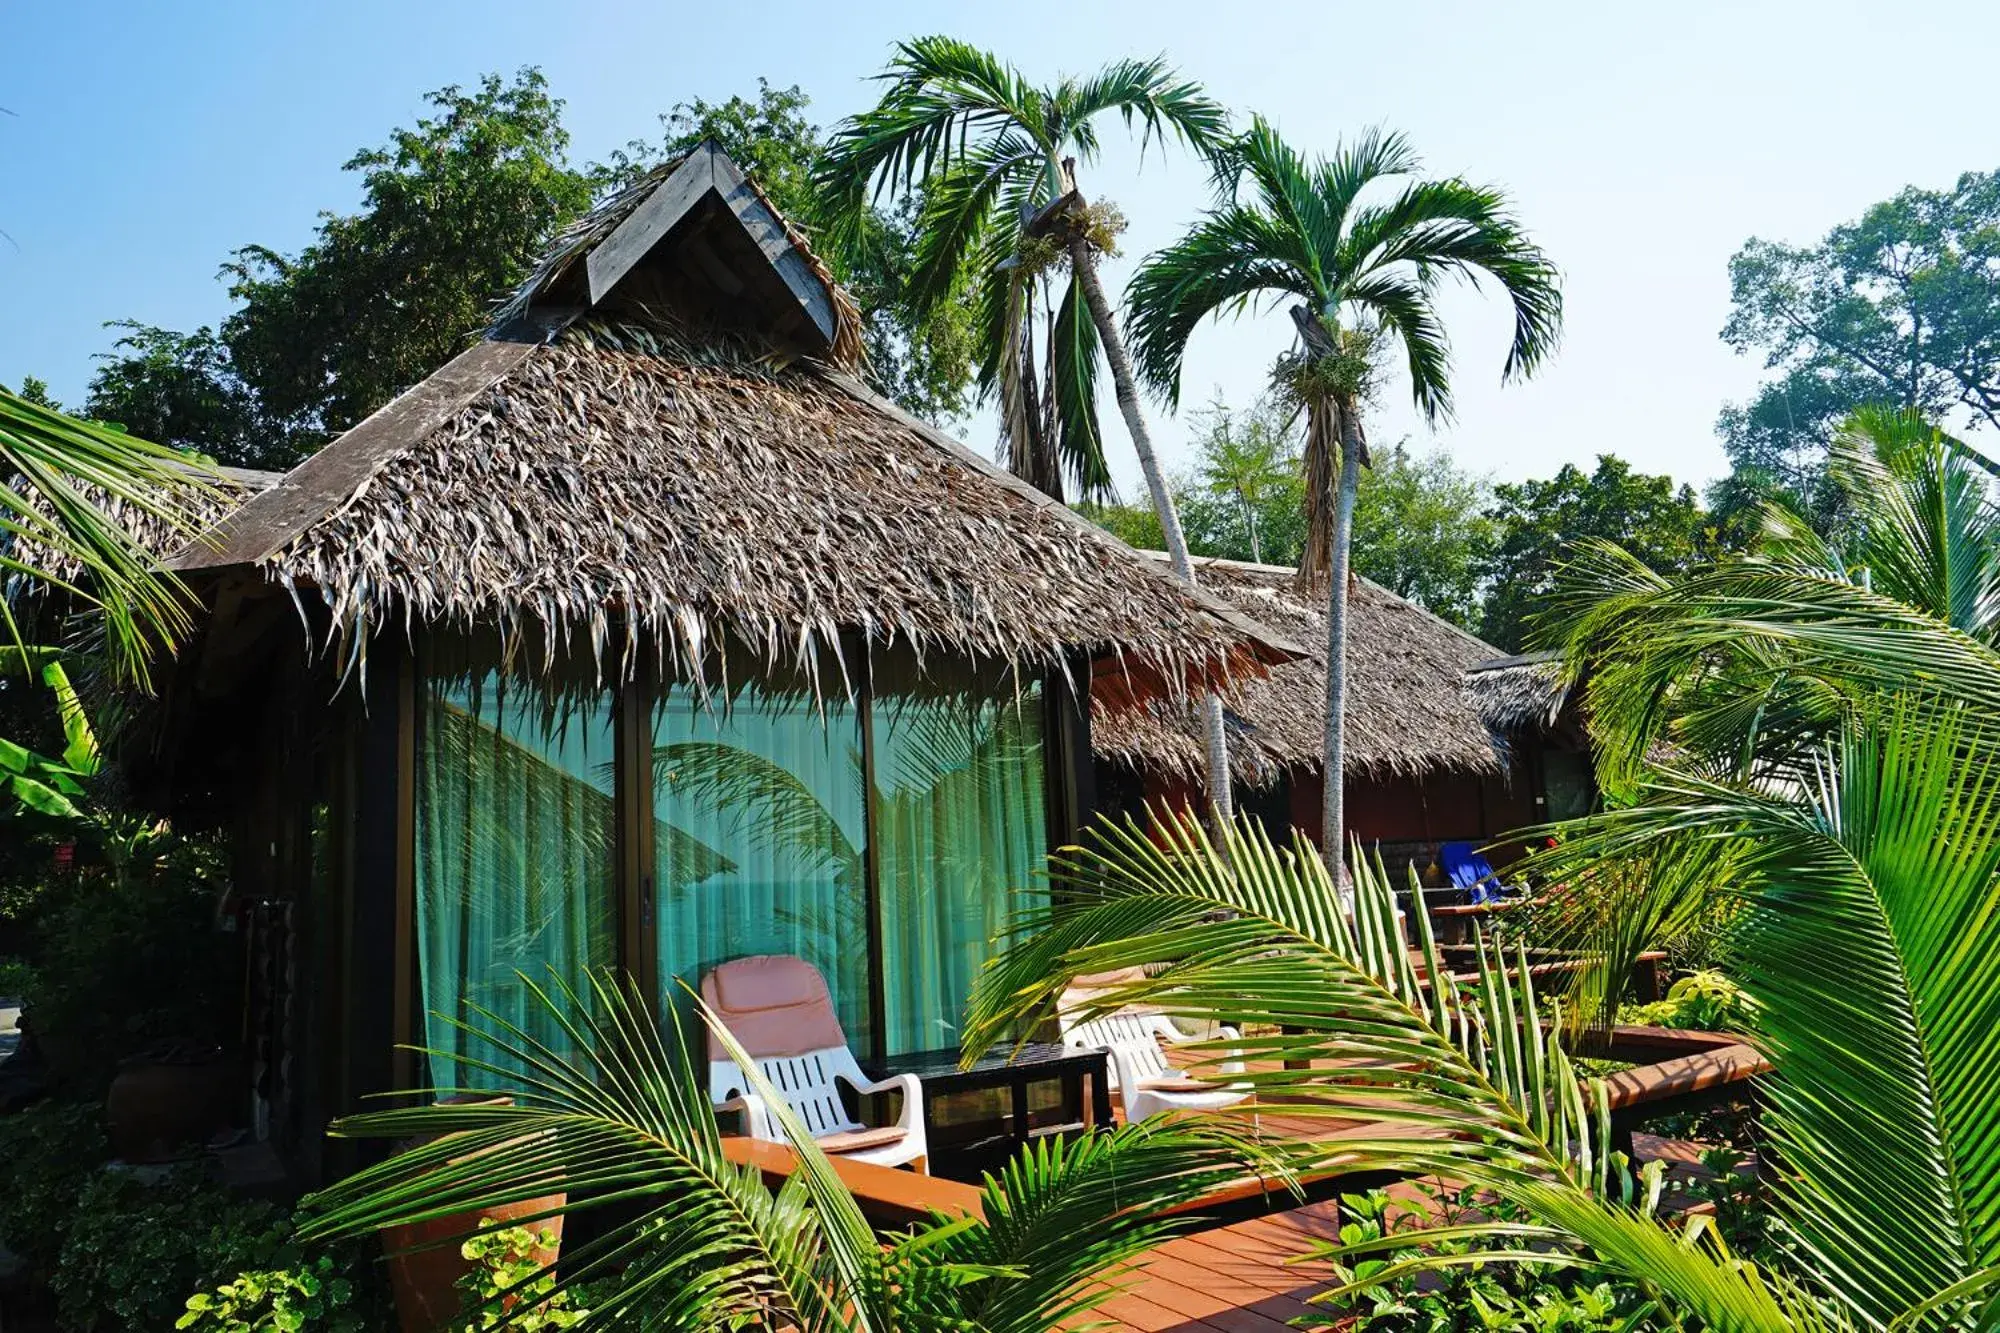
[5,0,1995,497]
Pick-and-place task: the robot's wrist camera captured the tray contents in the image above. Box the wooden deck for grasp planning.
[1083,1198,1349,1332]
[729,1025,1769,1331]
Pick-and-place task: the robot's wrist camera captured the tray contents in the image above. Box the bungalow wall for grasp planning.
[1096,756,1541,886]
[159,616,1097,1186]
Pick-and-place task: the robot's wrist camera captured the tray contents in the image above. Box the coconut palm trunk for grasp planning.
[1321,397,1365,890]
[1066,226,1235,825]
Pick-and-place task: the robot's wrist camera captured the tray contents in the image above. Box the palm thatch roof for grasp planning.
[1091,556,1508,786]
[162,143,1294,704]
[1463,651,1572,733]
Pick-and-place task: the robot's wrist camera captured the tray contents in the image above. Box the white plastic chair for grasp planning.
[1058,969,1251,1124]
[703,955,928,1173]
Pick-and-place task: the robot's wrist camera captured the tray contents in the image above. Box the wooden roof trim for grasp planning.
[169,334,543,572]
[582,141,836,351]
[813,366,1307,666]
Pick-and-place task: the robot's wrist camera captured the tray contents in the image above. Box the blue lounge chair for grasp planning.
[1441,842,1514,906]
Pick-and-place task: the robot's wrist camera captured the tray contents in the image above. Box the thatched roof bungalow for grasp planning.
[134,143,1294,1180]
[1090,557,1580,879]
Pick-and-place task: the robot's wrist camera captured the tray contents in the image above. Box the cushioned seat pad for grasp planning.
[814,1125,908,1154]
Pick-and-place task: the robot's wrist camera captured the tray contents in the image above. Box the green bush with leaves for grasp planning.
[0,1100,108,1279]
[25,826,237,1085]
[178,1255,367,1333]
[1620,970,1752,1033]
[52,1168,287,1332]
[1323,1183,1664,1333]
[458,1227,587,1331]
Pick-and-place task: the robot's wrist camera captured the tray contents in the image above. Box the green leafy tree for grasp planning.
[1075,500,1165,551]
[223,69,594,450]
[1127,118,1560,872]
[14,377,60,410]
[820,37,1238,822]
[1478,455,1711,652]
[1350,443,1495,630]
[83,324,270,469]
[1178,394,1306,566]
[1718,168,2000,521]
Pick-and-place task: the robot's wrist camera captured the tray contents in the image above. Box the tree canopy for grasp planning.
[1718,167,2000,523]
[1351,443,1496,630]
[1478,454,1717,651]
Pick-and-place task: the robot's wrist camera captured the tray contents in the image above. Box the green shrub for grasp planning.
[1327,1181,1666,1332]
[0,1100,108,1279]
[458,1226,588,1331]
[1622,969,1752,1033]
[178,1255,369,1333]
[0,954,33,998]
[26,828,237,1087]
[52,1168,287,1332]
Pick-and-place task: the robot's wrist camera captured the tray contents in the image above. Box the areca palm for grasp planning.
[1126,118,1561,871]
[818,38,1242,822]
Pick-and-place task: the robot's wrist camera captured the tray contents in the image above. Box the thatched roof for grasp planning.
[1463,651,1571,733]
[163,144,1294,703]
[1091,556,1509,785]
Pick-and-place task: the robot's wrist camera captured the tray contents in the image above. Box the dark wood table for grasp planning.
[869,1042,1114,1144]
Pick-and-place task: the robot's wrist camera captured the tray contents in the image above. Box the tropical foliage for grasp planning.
[820,37,1241,822]
[0,388,214,686]
[1478,454,1720,651]
[298,971,1265,1331]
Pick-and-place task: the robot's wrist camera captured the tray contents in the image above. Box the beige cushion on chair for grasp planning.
[703,955,850,1060]
[814,1125,909,1154]
[1136,1075,1221,1093]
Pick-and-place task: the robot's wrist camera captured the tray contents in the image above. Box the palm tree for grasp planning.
[298,970,1266,1330]
[817,38,1242,823]
[0,387,217,686]
[1126,119,1561,875]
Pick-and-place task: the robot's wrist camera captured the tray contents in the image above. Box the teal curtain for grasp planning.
[872,680,1048,1055]
[652,684,872,1053]
[415,668,618,1094]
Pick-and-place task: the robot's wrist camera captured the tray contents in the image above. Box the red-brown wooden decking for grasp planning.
[728,1026,1769,1331]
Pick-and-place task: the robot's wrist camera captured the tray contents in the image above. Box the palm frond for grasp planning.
[1828,409,2000,640]
[1534,701,2000,1327]
[1050,274,1110,500]
[966,810,1612,1194]
[0,389,221,687]
[1058,55,1231,163]
[1124,204,1313,404]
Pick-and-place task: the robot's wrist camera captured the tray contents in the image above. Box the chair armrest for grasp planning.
[715,1092,776,1141]
[1215,1024,1246,1078]
[851,1072,924,1134]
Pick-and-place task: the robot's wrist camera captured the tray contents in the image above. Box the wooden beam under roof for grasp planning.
[582,140,836,349]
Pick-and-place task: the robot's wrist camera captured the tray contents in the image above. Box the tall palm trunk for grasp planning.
[1321,395,1364,895]
[1067,227,1235,826]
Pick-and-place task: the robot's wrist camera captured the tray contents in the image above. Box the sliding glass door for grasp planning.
[415,655,619,1093]
[649,682,871,1055]
[872,677,1048,1056]
[412,637,1056,1083]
